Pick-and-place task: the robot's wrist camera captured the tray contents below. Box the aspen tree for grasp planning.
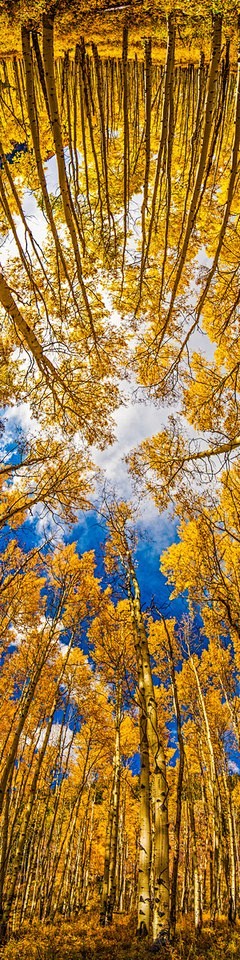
[186,765,202,933]
[100,679,122,924]
[156,13,222,346]
[105,503,170,944]
[149,616,185,939]
[89,598,136,925]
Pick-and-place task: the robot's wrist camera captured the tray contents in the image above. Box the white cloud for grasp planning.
[228,760,240,775]
[4,401,40,437]
[59,639,69,657]
[91,389,170,494]
[35,721,74,752]
[1,190,47,267]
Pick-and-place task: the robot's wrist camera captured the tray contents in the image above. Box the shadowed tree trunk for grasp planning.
[100,679,122,925]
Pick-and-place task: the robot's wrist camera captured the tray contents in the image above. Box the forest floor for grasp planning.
[0,914,239,960]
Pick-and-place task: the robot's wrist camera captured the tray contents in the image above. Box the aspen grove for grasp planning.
[0,2,240,958]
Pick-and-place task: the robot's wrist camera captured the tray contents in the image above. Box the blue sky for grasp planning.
[2,497,183,619]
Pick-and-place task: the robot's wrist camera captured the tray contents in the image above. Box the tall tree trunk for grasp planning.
[100,681,122,925]
[160,618,185,940]
[223,769,237,924]
[139,11,176,302]
[128,561,169,944]
[189,655,222,925]
[180,804,190,916]
[137,690,151,937]
[187,775,202,933]
[105,684,122,923]
[42,15,98,349]
[160,13,222,342]
[121,24,129,283]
